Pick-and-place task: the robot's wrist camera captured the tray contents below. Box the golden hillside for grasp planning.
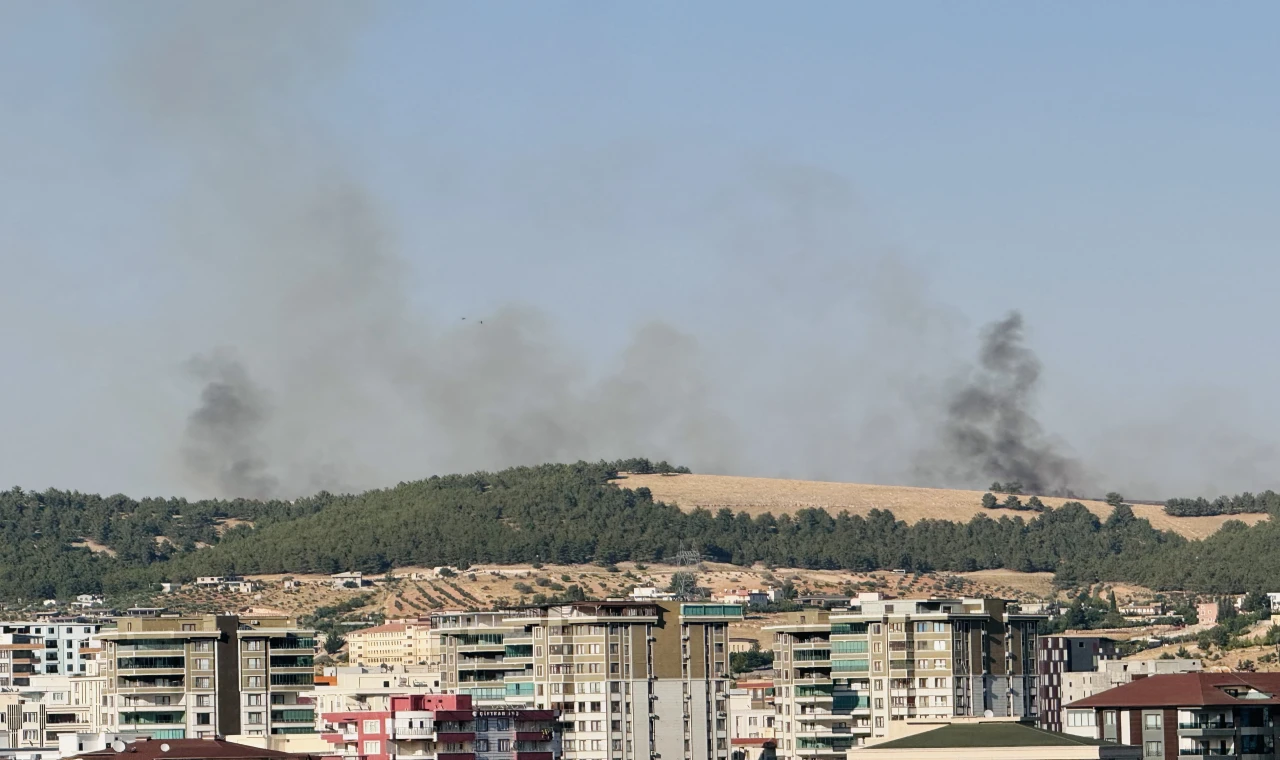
[612,473,1265,540]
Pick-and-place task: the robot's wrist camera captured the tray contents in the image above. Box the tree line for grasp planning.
[1163,491,1280,516]
[4,459,1280,601]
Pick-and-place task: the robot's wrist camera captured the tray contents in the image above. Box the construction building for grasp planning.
[766,598,1043,755]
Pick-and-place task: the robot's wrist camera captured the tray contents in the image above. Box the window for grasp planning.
[1144,741,1161,757]
[874,699,883,709]
[193,640,212,652]
[246,658,263,669]
[194,658,212,670]
[245,640,264,651]
[933,640,946,651]
[933,659,946,669]
[196,695,212,707]
[1144,714,1161,728]
[871,624,881,635]
[1104,712,1117,726]
[917,659,929,670]
[196,713,212,725]
[181,624,195,632]
[247,695,263,706]
[155,696,171,706]
[873,679,883,691]
[475,740,489,752]
[363,742,381,755]
[247,712,263,725]
[874,717,884,729]
[934,678,946,688]
[498,740,511,752]
[247,677,262,688]
[872,642,883,653]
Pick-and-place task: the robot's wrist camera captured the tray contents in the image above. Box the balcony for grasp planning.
[394,726,435,740]
[1178,721,1237,738]
[515,731,552,742]
[1177,750,1235,757]
[436,732,476,744]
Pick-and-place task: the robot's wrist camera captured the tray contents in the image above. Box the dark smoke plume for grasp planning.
[181,352,278,499]
[934,311,1086,494]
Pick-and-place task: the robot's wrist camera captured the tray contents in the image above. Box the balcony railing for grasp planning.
[1179,721,1234,729]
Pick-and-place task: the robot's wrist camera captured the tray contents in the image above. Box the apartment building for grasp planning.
[0,619,102,676]
[311,666,443,715]
[23,674,104,747]
[346,622,434,668]
[96,614,315,741]
[434,601,743,760]
[1063,672,1280,759]
[1060,659,1201,720]
[1036,636,1118,732]
[766,598,1043,756]
[0,632,41,690]
[320,692,558,760]
[729,679,776,739]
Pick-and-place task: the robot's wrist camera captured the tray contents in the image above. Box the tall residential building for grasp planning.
[319,692,559,760]
[0,619,102,675]
[346,622,435,668]
[96,614,315,741]
[434,601,743,760]
[766,598,1043,756]
[1036,635,1118,732]
[1063,671,1280,760]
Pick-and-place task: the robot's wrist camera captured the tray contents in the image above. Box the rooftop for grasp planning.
[349,623,408,635]
[1068,672,1280,708]
[70,739,316,760]
[873,722,1116,749]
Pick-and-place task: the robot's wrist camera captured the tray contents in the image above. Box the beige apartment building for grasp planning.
[766,598,1043,757]
[434,601,743,760]
[345,621,434,667]
[96,614,315,741]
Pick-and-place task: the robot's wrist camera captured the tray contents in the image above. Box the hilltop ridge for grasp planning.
[614,472,1267,540]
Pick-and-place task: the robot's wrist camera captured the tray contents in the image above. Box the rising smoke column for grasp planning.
[936,311,1085,494]
[180,351,278,499]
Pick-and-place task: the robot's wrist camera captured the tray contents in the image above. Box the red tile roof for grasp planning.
[1068,672,1280,708]
[71,739,317,760]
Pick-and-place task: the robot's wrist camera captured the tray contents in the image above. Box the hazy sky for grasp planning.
[1,2,1278,499]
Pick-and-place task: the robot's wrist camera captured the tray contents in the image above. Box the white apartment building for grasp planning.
[0,620,101,676]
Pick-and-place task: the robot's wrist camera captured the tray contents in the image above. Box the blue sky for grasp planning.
[1,2,1278,497]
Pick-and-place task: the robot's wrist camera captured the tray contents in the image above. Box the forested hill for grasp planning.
[4,459,1279,601]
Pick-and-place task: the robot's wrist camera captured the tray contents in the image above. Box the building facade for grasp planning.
[96,614,315,741]
[1059,659,1202,714]
[766,598,1042,756]
[0,621,100,677]
[346,622,434,668]
[434,601,742,760]
[320,693,558,760]
[1064,671,1280,760]
[310,666,443,715]
[1036,636,1118,732]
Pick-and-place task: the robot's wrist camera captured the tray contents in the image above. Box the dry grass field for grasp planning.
[614,473,1266,540]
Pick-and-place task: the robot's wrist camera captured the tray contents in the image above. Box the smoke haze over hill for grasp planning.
[2,3,1278,500]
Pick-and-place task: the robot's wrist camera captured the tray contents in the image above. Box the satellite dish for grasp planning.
[983,710,994,718]
[160,745,170,753]
[112,741,126,753]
